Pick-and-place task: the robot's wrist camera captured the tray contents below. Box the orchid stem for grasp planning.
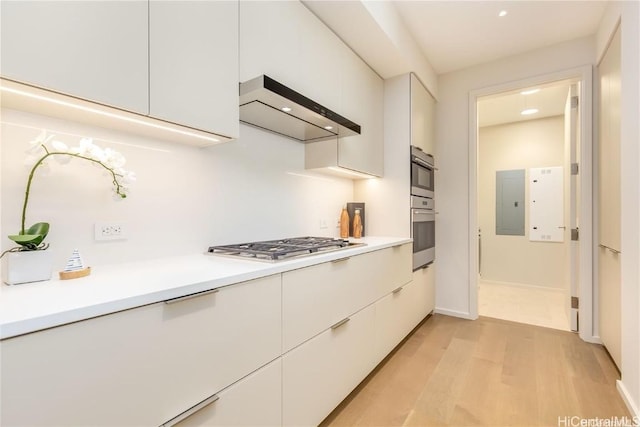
[21,151,125,234]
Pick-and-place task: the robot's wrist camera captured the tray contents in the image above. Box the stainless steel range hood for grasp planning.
[239,75,361,143]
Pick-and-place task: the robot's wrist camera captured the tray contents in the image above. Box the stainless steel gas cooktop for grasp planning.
[207,236,364,262]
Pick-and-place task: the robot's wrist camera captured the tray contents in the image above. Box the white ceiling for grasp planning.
[477,81,572,127]
[393,0,608,74]
[304,1,607,127]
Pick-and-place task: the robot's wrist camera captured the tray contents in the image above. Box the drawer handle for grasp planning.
[392,286,404,294]
[164,288,219,305]
[332,257,351,264]
[162,394,220,427]
[598,244,621,255]
[330,317,351,330]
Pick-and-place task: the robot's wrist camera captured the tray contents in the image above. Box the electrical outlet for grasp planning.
[94,222,127,241]
[319,218,328,229]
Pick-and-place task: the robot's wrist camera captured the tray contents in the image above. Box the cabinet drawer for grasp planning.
[282,304,376,427]
[283,252,377,352]
[374,280,420,363]
[376,243,413,296]
[0,275,282,426]
[167,359,282,427]
[413,262,436,318]
[374,263,434,365]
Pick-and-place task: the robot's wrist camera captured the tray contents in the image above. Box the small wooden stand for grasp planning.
[59,267,91,280]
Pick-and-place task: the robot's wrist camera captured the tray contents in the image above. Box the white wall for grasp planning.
[0,108,354,270]
[479,116,568,289]
[596,0,640,418]
[435,36,595,317]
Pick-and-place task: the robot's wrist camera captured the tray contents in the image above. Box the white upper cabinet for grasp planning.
[410,73,436,155]
[1,0,239,144]
[239,1,339,109]
[239,0,384,178]
[149,1,239,137]
[337,51,384,176]
[1,1,149,115]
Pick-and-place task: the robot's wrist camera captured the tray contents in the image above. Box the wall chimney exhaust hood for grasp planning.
[239,75,361,143]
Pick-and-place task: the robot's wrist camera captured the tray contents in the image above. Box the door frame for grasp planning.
[467,65,598,343]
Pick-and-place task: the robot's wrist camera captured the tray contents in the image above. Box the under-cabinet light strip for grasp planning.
[1,82,222,144]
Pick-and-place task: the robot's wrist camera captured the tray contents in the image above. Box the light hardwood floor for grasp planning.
[321,314,630,427]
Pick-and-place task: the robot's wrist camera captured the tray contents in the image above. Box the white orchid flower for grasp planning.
[14,130,135,245]
[51,140,72,164]
[51,139,69,152]
[26,130,54,155]
[103,148,126,169]
[122,170,137,184]
[71,138,103,162]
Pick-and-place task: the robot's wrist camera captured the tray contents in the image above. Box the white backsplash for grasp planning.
[0,108,354,270]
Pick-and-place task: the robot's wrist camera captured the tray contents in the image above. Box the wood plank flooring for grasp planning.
[321,315,630,427]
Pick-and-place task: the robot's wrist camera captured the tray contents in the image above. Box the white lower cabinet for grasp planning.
[282,244,411,352]
[282,303,376,427]
[375,264,435,365]
[1,244,419,427]
[412,262,436,319]
[374,280,419,363]
[377,243,413,296]
[282,253,371,353]
[0,275,281,426]
[167,359,282,427]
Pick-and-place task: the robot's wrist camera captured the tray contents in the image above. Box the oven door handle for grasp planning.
[411,156,434,169]
[412,209,435,220]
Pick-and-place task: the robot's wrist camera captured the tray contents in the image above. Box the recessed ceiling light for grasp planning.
[521,88,541,95]
[499,10,508,17]
[282,107,292,112]
[324,125,333,130]
[521,108,539,116]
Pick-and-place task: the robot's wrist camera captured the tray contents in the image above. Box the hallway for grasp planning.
[478,280,570,331]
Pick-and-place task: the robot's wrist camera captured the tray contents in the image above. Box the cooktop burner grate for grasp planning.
[207,236,355,261]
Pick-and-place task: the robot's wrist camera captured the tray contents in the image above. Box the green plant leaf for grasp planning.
[25,222,50,238]
[8,222,50,248]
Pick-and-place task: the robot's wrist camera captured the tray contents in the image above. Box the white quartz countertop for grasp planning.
[0,236,411,340]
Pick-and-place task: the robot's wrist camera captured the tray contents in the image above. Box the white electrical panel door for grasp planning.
[529,167,564,242]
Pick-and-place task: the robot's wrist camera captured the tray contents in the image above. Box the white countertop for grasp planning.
[0,236,411,340]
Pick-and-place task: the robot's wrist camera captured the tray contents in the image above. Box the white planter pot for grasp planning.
[2,250,54,285]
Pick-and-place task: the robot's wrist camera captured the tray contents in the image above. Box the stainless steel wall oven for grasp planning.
[410,146,435,270]
[411,146,434,199]
[411,196,435,270]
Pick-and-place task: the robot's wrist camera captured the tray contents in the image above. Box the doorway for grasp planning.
[476,80,574,331]
[468,66,595,341]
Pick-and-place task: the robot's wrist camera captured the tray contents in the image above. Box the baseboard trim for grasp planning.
[434,307,477,320]
[616,380,640,421]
